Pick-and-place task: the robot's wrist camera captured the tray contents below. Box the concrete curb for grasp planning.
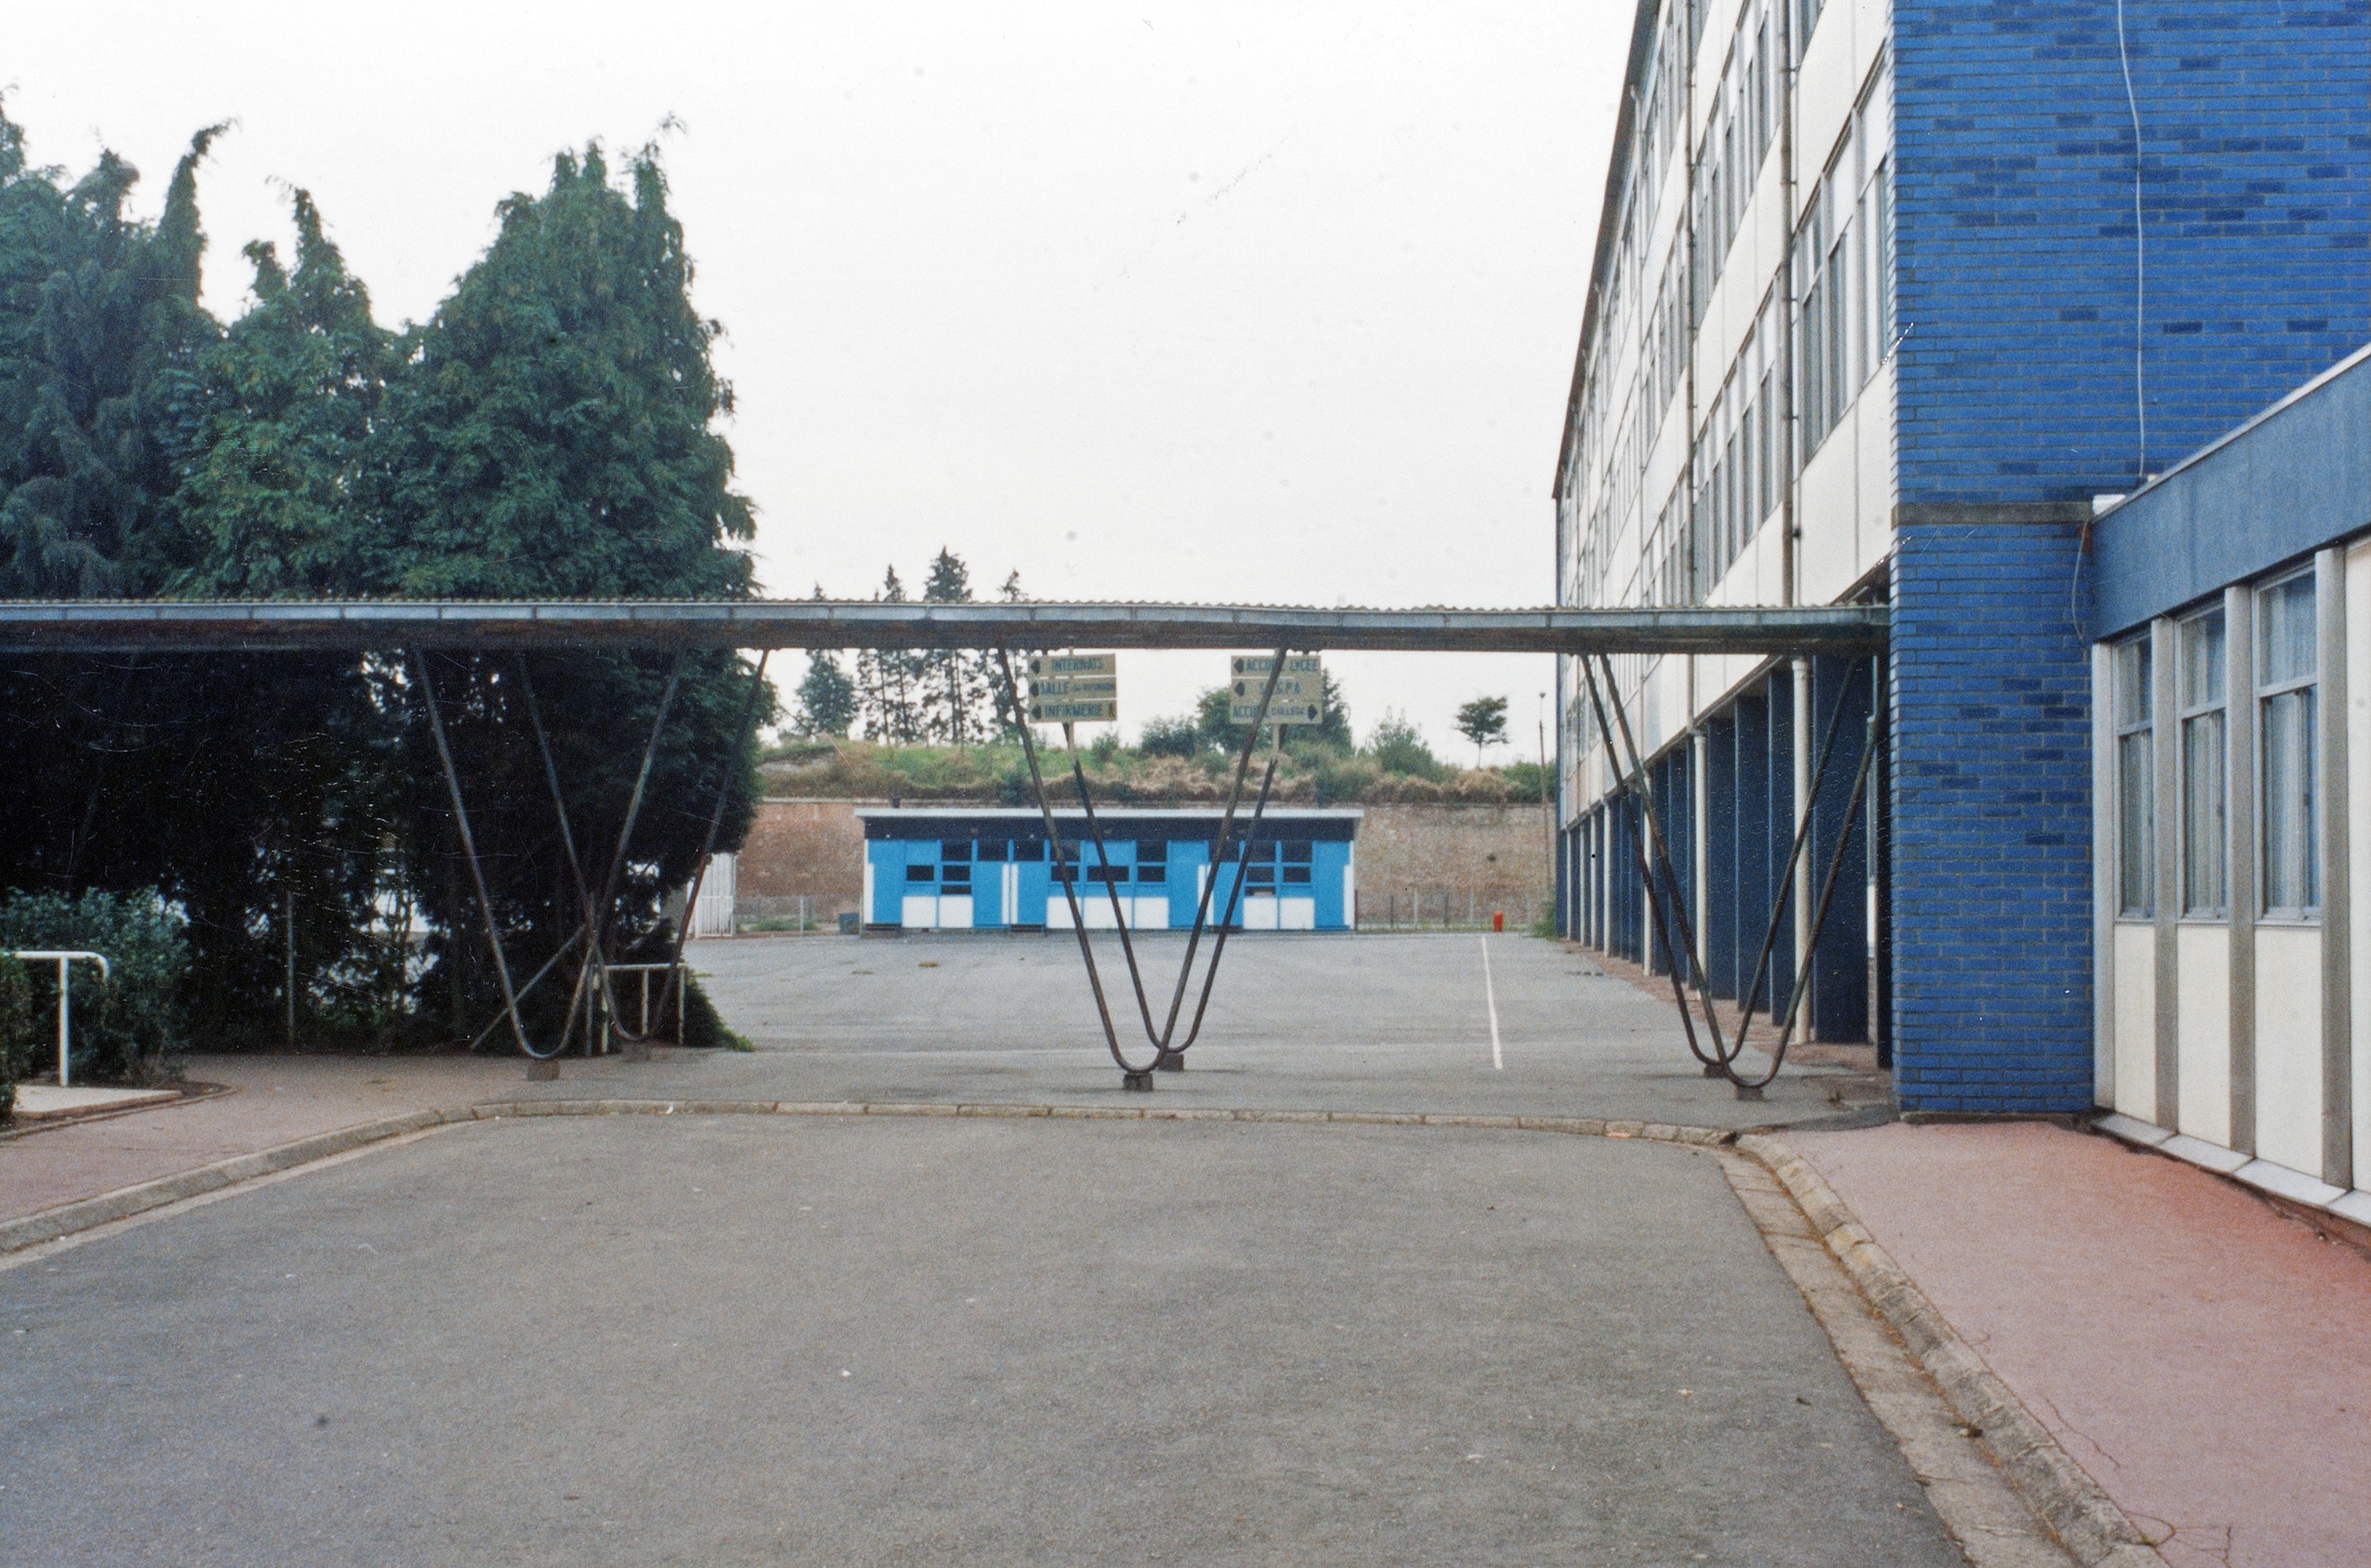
[0,1106,449,1255]
[1735,1133,2166,1568]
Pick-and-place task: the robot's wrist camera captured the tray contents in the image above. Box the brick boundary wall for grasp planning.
[726,798,1551,930]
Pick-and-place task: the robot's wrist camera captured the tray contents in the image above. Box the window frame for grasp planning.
[2255,567,2320,920]
[2112,634,2155,919]
[2175,607,2228,918]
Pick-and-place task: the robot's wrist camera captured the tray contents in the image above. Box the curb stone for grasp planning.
[0,1106,449,1255]
[1734,1133,2166,1568]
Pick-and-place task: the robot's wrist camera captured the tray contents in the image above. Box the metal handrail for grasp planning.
[604,962,688,1042]
[5,951,111,1089]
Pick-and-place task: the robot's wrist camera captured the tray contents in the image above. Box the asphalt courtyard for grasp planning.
[548,930,1891,1129]
[1,934,1971,1566]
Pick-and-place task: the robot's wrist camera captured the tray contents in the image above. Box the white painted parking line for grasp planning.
[1480,937,1502,1071]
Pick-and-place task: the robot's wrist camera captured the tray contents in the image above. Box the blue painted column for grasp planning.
[1732,688,1772,1008]
[1704,711,1739,999]
[1765,674,1798,1015]
[1808,655,1872,1042]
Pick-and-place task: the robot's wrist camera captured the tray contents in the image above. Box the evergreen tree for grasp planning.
[795,650,858,737]
[367,143,770,1031]
[857,565,924,742]
[920,547,992,745]
[164,190,391,596]
[0,123,772,1050]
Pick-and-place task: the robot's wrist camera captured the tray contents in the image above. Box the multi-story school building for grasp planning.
[1550,0,2371,1201]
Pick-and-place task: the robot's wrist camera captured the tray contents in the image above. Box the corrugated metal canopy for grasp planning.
[0,599,1885,655]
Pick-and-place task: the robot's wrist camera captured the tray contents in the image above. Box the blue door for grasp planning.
[1013,833,1052,928]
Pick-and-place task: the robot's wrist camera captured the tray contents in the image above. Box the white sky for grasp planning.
[9,2,1625,758]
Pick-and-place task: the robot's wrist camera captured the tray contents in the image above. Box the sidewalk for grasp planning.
[0,1054,522,1224]
[1789,1120,2371,1568]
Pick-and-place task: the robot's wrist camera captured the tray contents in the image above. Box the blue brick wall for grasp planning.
[1882,0,2369,1110]
[1890,518,2094,1112]
[1893,0,2371,503]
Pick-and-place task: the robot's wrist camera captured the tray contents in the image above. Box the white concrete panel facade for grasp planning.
[2113,922,2158,1122]
[2176,923,2231,1145]
[2254,924,2324,1175]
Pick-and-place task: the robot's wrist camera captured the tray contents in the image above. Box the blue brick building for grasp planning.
[1551,0,2371,1114]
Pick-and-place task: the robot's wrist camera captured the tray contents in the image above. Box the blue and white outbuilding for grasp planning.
[858,808,1362,933]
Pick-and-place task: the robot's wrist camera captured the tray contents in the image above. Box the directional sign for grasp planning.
[1229,654,1325,726]
[1027,652,1118,724]
[1027,654,1116,680]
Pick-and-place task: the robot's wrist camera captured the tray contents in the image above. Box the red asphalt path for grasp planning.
[1789,1121,2371,1568]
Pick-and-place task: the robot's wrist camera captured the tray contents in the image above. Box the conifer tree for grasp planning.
[796,650,858,737]
[920,547,992,745]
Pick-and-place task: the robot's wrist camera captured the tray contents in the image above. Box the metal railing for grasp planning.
[605,962,689,1042]
[5,951,111,1088]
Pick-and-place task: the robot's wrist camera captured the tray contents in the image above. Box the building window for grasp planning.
[2258,571,2319,916]
[2178,609,2226,916]
[2113,635,2154,918]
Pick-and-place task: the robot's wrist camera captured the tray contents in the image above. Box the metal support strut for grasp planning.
[993,648,1289,1087]
[424,650,688,1068]
[1582,653,1875,1097]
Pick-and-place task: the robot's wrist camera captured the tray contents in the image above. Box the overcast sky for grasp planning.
[10,2,1624,757]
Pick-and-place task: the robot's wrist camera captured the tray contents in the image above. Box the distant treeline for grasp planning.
[0,114,764,1054]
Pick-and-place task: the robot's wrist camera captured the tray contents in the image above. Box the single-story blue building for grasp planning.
[858,808,1362,933]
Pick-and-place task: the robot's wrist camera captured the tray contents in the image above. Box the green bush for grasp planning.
[1363,711,1446,781]
[0,956,32,1118]
[0,890,190,1084]
[1138,714,1207,758]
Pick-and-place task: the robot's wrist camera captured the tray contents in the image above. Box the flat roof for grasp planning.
[2090,339,2371,636]
[854,808,1364,820]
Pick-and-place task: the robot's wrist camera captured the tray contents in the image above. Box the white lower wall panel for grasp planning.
[936,896,972,930]
[2175,923,2231,1146]
[2112,922,2157,1124]
[901,895,937,930]
[1279,897,1316,931]
[2255,924,2325,1176]
[2350,541,2371,1186]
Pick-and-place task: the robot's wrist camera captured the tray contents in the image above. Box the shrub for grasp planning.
[0,889,190,1084]
[1138,714,1206,759]
[0,956,32,1118]
[1364,711,1446,780]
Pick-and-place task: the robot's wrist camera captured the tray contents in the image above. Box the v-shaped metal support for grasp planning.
[993,647,1291,1087]
[421,650,688,1067]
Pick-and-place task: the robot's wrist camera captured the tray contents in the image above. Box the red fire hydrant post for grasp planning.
[1491,910,1505,933]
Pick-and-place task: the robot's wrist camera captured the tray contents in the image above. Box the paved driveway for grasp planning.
[0,1114,1962,1566]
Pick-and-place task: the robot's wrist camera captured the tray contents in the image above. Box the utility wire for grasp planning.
[2115,0,2147,480]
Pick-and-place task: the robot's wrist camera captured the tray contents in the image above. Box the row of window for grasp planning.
[1692,0,1781,318]
[2114,569,2320,921]
[908,837,1318,862]
[1576,54,1897,620]
[1796,63,1894,458]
